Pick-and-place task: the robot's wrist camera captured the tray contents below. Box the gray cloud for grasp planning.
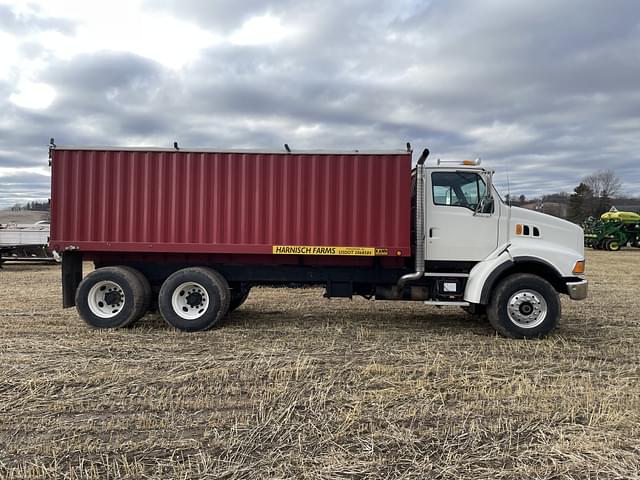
[147,0,298,33]
[0,171,50,206]
[0,3,75,35]
[1,0,639,207]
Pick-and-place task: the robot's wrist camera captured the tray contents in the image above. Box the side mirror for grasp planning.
[474,172,494,215]
[476,196,494,215]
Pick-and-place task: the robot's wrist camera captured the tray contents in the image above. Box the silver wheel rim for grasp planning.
[88,280,125,318]
[171,282,209,320]
[507,289,548,328]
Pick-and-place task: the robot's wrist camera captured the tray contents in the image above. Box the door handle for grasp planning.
[429,228,433,238]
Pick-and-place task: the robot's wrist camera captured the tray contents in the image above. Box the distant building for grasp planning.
[520,201,568,219]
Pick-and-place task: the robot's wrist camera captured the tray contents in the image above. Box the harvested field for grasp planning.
[1,250,639,479]
[0,210,48,224]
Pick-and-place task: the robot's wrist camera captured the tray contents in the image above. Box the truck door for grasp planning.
[425,170,499,262]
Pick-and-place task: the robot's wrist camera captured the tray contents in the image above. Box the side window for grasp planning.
[433,185,455,205]
[432,172,488,211]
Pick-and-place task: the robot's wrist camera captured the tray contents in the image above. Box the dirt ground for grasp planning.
[0,210,49,225]
[0,250,639,479]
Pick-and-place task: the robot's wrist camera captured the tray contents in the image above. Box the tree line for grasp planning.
[10,200,51,212]
[507,169,633,225]
[567,170,623,224]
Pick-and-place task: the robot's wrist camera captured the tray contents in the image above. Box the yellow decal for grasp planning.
[375,248,389,256]
[272,245,376,256]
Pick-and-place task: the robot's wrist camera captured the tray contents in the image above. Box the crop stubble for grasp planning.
[0,250,639,479]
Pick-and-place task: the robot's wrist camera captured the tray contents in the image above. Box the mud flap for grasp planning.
[62,251,83,308]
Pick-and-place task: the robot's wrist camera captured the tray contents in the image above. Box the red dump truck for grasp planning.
[50,143,587,338]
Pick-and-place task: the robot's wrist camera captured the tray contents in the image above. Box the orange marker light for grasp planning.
[396,250,402,256]
[515,224,523,235]
[573,260,585,275]
[462,160,475,166]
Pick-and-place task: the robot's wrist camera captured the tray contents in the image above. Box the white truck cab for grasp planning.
[411,153,587,338]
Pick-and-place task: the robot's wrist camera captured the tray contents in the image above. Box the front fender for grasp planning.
[507,238,582,278]
[464,240,582,305]
[464,250,513,304]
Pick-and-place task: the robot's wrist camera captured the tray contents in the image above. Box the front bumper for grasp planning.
[566,279,588,300]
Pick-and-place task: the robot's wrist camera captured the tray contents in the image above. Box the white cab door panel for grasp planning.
[426,169,500,262]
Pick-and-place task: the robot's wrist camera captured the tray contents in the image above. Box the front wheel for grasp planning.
[487,273,560,339]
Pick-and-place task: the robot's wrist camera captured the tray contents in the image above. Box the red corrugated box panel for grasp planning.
[50,149,411,256]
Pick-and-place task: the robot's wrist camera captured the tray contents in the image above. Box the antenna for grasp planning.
[506,156,511,207]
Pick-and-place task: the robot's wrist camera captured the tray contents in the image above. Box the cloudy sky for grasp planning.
[0,0,639,207]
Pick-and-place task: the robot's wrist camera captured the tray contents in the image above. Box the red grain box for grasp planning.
[50,148,411,259]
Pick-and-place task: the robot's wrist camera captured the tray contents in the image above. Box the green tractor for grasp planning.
[583,210,640,251]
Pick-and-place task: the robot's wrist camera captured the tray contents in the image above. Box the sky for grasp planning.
[0,0,639,208]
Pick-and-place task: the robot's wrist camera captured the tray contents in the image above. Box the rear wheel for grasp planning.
[76,266,147,328]
[229,283,251,312]
[208,269,231,319]
[119,266,152,324]
[487,273,560,339]
[158,267,228,332]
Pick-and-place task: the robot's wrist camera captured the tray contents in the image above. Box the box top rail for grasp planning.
[51,145,410,156]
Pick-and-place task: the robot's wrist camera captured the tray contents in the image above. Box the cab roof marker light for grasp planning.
[436,158,481,166]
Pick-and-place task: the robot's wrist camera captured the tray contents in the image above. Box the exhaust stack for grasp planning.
[396,148,429,291]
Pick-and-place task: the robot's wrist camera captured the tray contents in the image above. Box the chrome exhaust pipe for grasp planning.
[397,148,429,291]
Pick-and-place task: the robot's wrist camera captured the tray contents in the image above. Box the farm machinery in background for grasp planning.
[0,222,59,266]
[584,209,640,251]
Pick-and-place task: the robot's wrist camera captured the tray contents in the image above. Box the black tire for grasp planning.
[76,266,147,329]
[120,266,152,324]
[207,269,231,320]
[158,267,226,332]
[229,283,251,312]
[487,273,560,339]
